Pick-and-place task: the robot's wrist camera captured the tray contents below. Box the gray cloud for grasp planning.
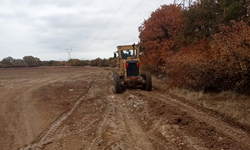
[0,0,173,61]
[28,0,93,7]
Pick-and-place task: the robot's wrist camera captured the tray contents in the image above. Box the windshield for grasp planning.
[121,49,137,59]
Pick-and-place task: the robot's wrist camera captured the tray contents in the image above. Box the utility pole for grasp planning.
[174,0,193,9]
[66,48,73,60]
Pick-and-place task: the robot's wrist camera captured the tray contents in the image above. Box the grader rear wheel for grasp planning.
[113,72,121,93]
[142,72,152,91]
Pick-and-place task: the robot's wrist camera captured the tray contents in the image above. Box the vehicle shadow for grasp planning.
[120,85,143,93]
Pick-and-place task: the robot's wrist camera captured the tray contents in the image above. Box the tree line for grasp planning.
[0,56,117,68]
[139,0,250,93]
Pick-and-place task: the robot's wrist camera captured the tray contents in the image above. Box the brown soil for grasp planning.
[0,66,249,150]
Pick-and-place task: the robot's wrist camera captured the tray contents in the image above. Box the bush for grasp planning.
[138,2,250,94]
[69,59,81,66]
[167,21,250,93]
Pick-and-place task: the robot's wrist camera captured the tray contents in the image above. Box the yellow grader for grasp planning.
[113,43,152,93]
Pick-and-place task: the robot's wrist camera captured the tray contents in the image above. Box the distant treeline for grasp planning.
[0,56,117,68]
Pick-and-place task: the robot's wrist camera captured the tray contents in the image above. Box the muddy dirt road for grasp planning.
[0,67,250,150]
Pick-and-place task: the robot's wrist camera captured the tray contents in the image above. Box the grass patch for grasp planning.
[151,75,168,92]
[168,88,250,126]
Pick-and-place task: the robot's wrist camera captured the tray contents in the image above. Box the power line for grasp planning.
[116,0,165,40]
[88,0,146,52]
[90,0,165,50]
[83,0,127,51]
[175,0,193,8]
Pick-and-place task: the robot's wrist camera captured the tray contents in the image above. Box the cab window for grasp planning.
[121,49,137,59]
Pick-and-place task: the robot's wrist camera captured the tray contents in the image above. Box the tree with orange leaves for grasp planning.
[138,4,183,74]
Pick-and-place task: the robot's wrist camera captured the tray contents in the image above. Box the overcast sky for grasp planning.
[0,0,173,61]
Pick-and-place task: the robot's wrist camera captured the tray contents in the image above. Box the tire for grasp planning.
[113,72,121,93]
[142,73,146,90]
[144,72,152,91]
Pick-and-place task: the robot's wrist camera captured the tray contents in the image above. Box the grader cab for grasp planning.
[113,43,152,93]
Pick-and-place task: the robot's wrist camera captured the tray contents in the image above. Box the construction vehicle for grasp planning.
[113,43,152,93]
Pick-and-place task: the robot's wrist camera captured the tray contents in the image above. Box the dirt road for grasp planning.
[0,67,249,150]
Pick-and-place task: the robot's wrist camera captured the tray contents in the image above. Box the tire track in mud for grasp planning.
[84,90,125,149]
[143,118,175,150]
[138,91,250,149]
[20,78,59,141]
[119,101,154,150]
[120,93,190,150]
[19,79,96,150]
[44,70,112,150]
[161,94,250,148]
[87,109,110,150]
[87,93,154,150]
[80,69,122,150]
[114,93,154,150]
[21,90,35,143]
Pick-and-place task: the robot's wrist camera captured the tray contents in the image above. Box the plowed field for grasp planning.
[0,67,249,150]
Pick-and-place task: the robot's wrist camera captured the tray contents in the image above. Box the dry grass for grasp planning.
[151,76,167,92]
[168,88,250,126]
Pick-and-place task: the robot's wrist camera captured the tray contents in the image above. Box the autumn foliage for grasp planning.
[139,1,250,93]
[139,4,183,73]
